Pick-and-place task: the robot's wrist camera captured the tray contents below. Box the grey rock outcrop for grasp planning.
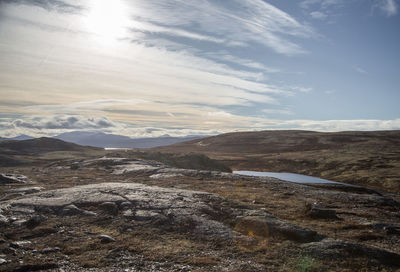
[7,187,44,194]
[0,183,233,238]
[0,174,28,184]
[0,182,327,243]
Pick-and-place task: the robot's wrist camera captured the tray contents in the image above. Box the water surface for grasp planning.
[233,171,345,185]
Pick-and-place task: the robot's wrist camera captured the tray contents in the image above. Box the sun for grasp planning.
[83,0,130,44]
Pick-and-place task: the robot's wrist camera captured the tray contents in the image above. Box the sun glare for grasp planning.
[84,0,130,45]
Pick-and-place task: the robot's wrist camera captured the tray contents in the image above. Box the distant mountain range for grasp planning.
[0,131,206,148]
[0,134,34,141]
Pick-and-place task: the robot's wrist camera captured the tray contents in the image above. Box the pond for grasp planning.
[233,171,346,185]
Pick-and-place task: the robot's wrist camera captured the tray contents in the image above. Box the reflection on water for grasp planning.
[233,171,345,185]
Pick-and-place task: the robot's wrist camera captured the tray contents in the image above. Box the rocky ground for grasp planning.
[1,156,400,271]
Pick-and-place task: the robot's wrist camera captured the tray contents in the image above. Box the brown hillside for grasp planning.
[0,137,100,155]
[154,130,400,192]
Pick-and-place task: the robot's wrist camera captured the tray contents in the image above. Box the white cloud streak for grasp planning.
[2,115,400,138]
[262,108,293,115]
[310,11,328,19]
[374,0,398,17]
[302,0,398,18]
[128,0,315,55]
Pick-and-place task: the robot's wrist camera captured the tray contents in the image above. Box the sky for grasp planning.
[0,0,399,137]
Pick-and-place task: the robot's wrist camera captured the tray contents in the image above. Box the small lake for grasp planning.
[233,171,345,185]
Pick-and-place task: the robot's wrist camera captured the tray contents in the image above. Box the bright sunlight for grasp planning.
[83,0,130,44]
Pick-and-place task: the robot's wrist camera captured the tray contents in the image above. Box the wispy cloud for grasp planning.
[355,67,368,74]
[262,108,293,115]
[300,0,343,21]
[129,21,227,45]
[0,0,83,14]
[373,0,398,17]
[301,0,343,10]
[24,99,147,114]
[289,86,313,93]
[128,0,316,55]
[302,0,398,18]
[310,11,328,20]
[205,52,280,73]
[0,0,313,129]
[279,118,400,131]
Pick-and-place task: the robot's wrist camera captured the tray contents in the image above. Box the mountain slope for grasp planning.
[154,130,400,192]
[54,131,204,148]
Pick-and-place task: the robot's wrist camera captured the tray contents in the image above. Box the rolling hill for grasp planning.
[154,130,400,192]
[0,137,101,155]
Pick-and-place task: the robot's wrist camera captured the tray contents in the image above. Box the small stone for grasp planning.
[135,210,160,221]
[0,215,8,226]
[309,208,337,219]
[120,201,132,210]
[0,258,7,265]
[305,202,337,219]
[25,215,47,229]
[10,240,32,249]
[98,235,116,243]
[60,204,82,216]
[12,219,28,226]
[123,209,134,218]
[2,247,16,254]
[82,211,97,217]
[41,247,60,254]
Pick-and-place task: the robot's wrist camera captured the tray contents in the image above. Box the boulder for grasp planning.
[99,202,119,215]
[301,238,400,266]
[304,202,338,219]
[264,215,325,242]
[98,235,116,243]
[25,215,47,229]
[59,204,82,216]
